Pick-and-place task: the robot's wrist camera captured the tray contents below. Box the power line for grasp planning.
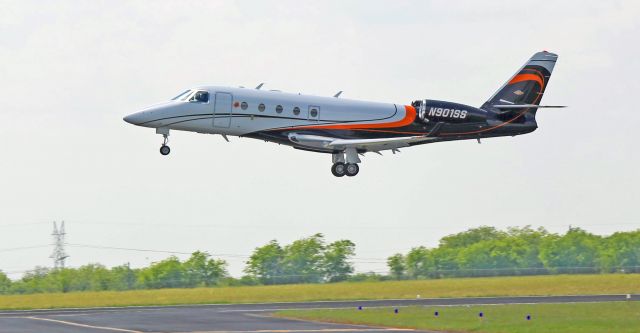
[66,243,193,255]
[0,221,51,228]
[64,243,389,262]
[0,244,51,253]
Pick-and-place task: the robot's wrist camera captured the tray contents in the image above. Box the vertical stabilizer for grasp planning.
[481,51,558,114]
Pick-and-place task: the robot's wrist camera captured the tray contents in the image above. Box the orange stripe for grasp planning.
[286,105,416,131]
[441,85,545,136]
[509,73,544,88]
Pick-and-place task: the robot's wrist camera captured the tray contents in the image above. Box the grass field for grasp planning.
[0,274,638,310]
[275,302,640,333]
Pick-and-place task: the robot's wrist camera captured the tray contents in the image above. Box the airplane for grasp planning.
[124,51,562,177]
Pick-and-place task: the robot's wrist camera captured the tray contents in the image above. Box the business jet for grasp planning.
[124,51,562,177]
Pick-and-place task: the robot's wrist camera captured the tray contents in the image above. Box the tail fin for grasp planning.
[481,51,558,114]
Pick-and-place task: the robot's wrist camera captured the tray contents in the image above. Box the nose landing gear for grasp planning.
[157,128,170,156]
[160,143,170,156]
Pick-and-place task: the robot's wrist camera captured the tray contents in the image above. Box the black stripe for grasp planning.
[140,111,398,127]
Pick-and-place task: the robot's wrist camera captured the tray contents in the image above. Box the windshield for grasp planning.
[171,90,192,101]
[189,91,209,103]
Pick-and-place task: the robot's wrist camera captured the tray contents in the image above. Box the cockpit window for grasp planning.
[172,90,192,101]
[189,91,209,103]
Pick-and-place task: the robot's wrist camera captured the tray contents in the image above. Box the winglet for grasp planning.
[333,91,343,98]
[255,83,264,90]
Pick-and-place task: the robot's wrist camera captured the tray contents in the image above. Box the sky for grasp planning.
[0,0,639,278]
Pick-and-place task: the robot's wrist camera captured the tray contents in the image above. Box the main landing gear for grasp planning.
[331,162,359,177]
[159,134,170,155]
[331,148,361,177]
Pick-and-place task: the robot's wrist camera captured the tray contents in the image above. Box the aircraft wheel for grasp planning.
[331,162,346,177]
[160,145,171,156]
[346,163,359,177]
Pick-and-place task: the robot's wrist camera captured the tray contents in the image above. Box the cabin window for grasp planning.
[258,103,265,112]
[310,108,318,118]
[189,91,209,103]
[241,102,248,110]
[293,107,300,116]
[276,105,283,113]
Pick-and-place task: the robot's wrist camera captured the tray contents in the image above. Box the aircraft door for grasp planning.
[213,92,233,128]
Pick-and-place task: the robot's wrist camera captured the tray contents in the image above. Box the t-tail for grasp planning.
[481,51,564,123]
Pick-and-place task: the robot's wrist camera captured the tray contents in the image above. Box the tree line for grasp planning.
[1,227,639,295]
[387,226,640,279]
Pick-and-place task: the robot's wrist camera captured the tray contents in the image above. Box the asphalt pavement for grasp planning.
[0,294,636,333]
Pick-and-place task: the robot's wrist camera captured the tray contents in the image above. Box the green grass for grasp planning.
[275,302,640,333]
[0,274,638,310]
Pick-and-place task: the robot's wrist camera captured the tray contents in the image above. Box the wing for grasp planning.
[288,133,436,152]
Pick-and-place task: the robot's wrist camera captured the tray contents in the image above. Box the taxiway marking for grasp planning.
[28,316,143,333]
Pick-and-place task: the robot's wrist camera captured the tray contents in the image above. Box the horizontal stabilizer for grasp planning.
[491,104,567,109]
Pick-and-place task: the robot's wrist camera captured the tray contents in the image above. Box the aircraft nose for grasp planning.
[123,111,146,125]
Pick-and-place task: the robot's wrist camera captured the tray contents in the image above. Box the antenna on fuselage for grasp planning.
[255,83,264,90]
[333,91,343,98]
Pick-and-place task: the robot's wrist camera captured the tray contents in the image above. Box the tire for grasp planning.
[160,145,171,156]
[331,162,346,177]
[346,163,359,177]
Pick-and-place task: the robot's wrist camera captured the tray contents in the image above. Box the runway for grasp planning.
[0,294,636,333]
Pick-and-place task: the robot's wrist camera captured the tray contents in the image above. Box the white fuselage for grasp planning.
[124,86,407,137]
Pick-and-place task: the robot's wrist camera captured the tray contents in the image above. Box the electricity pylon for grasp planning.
[50,221,69,269]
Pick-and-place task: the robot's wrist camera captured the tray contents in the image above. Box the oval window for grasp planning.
[258,103,265,112]
[241,102,248,110]
[293,107,300,116]
[276,105,283,113]
[310,108,318,117]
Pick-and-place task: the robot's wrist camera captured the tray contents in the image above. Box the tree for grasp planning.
[429,247,459,272]
[183,251,227,287]
[405,247,433,278]
[387,253,405,279]
[138,256,185,289]
[322,240,355,282]
[432,226,507,276]
[539,228,602,273]
[244,240,285,284]
[14,267,58,293]
[281,234,326,283]
[69,264,111,291]
[506,226,548,269]
[439,226,505,248]
[456,239,522,276]
[108,264,138,290]
[0,271,10,294]
[601,230,640,272]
